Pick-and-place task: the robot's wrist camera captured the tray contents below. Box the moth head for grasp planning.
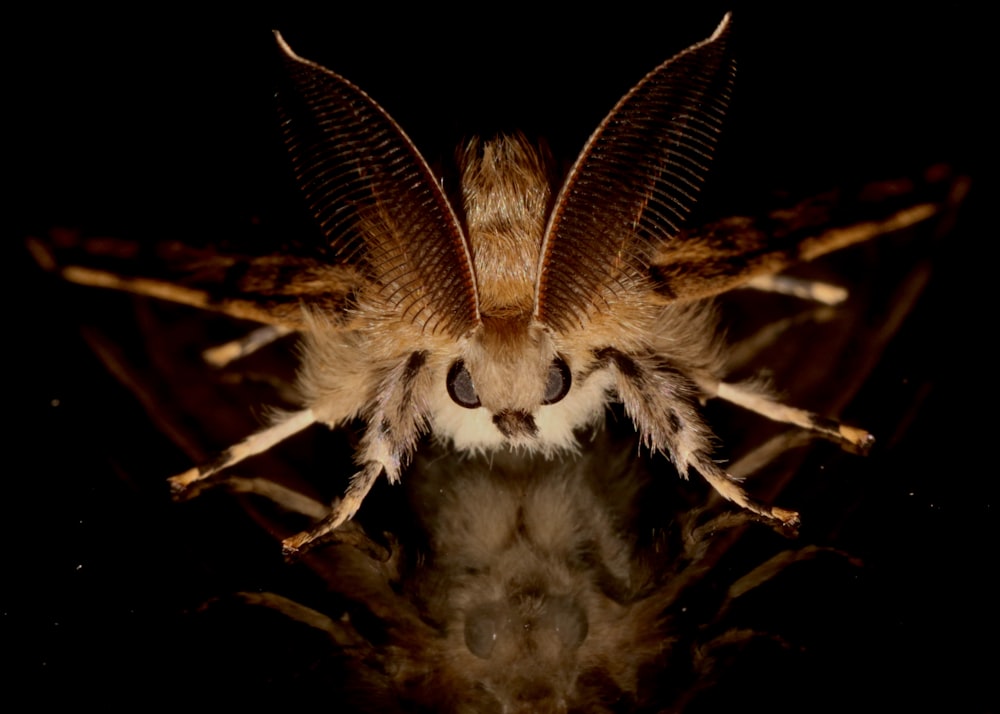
[437,315,587,452]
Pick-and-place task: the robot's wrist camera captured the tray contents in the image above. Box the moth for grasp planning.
[28,13,959,555]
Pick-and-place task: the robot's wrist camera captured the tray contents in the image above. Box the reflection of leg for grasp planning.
[184,475,329,519]
[724,304,837,373]
[205,591,368,648]
[178,462,392,561]
[726,430,815,480]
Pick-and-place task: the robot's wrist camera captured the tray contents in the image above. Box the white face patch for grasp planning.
[429,363,615,454]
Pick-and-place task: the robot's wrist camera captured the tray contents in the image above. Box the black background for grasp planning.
[8,4,991,710]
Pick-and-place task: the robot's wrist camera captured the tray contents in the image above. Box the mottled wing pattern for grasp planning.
[26,229,361,329]
[649,165,962,302]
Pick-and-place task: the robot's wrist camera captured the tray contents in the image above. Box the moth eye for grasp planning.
[447,360,481,409]
[541,357,572,405]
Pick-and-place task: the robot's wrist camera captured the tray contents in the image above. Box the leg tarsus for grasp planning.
[282,461,384,558]
[694,457,800,528]
[713,380,874,452]
[168,466,204,497]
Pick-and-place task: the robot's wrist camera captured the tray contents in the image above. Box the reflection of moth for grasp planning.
[27,13,962,554]
[206,427,866,712]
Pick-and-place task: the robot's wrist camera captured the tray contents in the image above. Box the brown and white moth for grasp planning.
[28,13,960,555]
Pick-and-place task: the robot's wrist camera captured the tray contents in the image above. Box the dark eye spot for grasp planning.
[465,603,504,659]
[544,596,588,649]
[542,356,571,405]
[447,360,481,408]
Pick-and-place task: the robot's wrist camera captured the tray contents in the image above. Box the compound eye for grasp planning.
[541,356,571,405]
[447,360,481,408]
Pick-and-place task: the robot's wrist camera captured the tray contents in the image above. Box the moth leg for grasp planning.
[694,457,800,526]
[283,350,431,555]
[743,274,847,305]
[169,408,317,494]
[202,324,295,368]
[712,380,874,453]
[282,461,383,557]
[599,348,798,526]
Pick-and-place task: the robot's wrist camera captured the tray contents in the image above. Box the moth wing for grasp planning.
[648,164,967,303]
[536,13,734,331]
[29,34,482,339]
[275,33,479,337]
[27,228,362,330]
